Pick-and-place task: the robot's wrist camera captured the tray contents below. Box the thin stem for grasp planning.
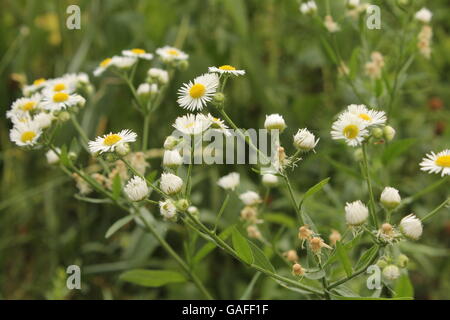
[362,143,378,227]
[283,175,304,225]
[318,260,331,300]
[421,198,449,223]
[142,113,150,150]
[213,193,230,232]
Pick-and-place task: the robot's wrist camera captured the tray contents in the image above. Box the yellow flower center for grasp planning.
[21,131,36,143]
[103,134,122,146]
[219,65,236,71]
[53,92,69,102]
[131,48,145,54]
[343,124,359,139]
[53,83,66,92]
[33,78,46,86]
[21,101,36,111]
[358,113,372,121]
[100,58,112,67]
[167,49,179,56]
[185,122,195,129]
[436,155,450,167]
[189,83,206,99]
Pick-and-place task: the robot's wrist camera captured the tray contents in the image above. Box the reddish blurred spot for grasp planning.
[428,97,444,111]
[434,121,446,136]
[444,221,450,236]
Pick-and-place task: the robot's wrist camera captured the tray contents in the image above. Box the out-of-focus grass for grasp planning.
[0,0,449,299]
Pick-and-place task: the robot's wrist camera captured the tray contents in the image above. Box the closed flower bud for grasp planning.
[240,206,260,224]
[177,60,189,71]
[264,114,286,132]
[376,259,388,269]
[159,199,177,220]
[124,176,149,201]
[371,127,383,139]
[46,148,60,164]
[309,237,332,254]
[247,225,262,239]
[292,263,305,276]
[329,229,342,246]
[163,136,181,150]
[262,173,279,187]
[293,128,319,152]
[383,125,396,141]
[212,92,225,105]
[353,148,363,162]
[284,250,299,263]
[176,199,190,211]
[345,200,369,226]
[400,214,423,240]
[383,265,400,280]
[115,142,130,156]
[160,172,183,195]
[298,225,313,241]
[239,191,262,206]
[187,206,199,217]
[380,187,401,209]
[163,150,183,168]
[397,254,409,268]
[58,111,71,122]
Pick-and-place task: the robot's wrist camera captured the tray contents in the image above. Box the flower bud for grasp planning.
[163,136,181,150]
[284,250,299,263]
[262,173,279,187]
[397,254,409,268]
[399,214,423,240]
[353,148,363,162]
[380,187,401,209]
[345,200,369,226]
[58,111,71,122]
[383,125,396,141]
[292,263,305,276]
[293,128,319,152]
[115,142,130,156]
[376,259,388,269]
[124,176,149,201]
[371,127,383,139]
[163,150,183,168]
[187,206,199,217]
[264,114,286,132]
[176,199,190,211]
[177,60,189,71]
[383,265,400,280]
[329,229,342,246]
[213,92,225,105]
[160,172,183,195]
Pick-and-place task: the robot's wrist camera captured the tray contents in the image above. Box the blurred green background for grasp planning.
[0,0,449,299]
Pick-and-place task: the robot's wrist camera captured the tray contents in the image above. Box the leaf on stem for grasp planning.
[119,269,186,287]
[105,215,134,238]
[231,227,254,265]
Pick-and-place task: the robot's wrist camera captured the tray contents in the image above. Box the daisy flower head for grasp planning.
[23,78,47,96]
[9,121,42,147]
[264,114,287,132]
[110,55,137,70]
[44,77,77,94]
[160,172,183,195]
[172,113,212,136]
[177,73,219,111]
[163,149,183,168]
[156,46,189,63]
[300,1,317,15]
[147,68,169,84]
[41,90,86,112]
[399,214,423,240]
[345,200,369,226]
[383,265,400,280]
[346,104,386,127]
[419,149,450,177]
[331,112,368,147]
[415,8,432,24]
[208,65,246,76]
[88,129,137,155]
[159,199,177,220]
[293,128,319,152]
[239,191,262,206]
[207,113,231,136]
[122,48,153,60]
[124,176,149,201]
[380,187,401,209]
[94,57,113,77]
[6,94,42,120]
[217,172,240,191]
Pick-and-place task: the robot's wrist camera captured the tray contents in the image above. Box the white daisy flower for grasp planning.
[345,104,386,127]
[383,265,400,280]
[415,8,432,24]
[208,65,246,76]
[345,200,369,226]
[9,121,42,147]
[380,187,401,209]
[122,48,153,60]
[23,78,47,96]
[217,172,240,191]
[300,1,317,15]
[6,94,42,120]
[177,73,219,111]
[156,46,189,62]
[137,83,158,97]
[88,129,137,154]
[172,113,212,136]
[207,113,231,136]
[124,176,149,201]
[64,72,90,85]
[163,150,183,168]
[331,112,369,147]
[46,148,60,164]
[419,149,450,177]
[399,214,423,240]
[239,191,262,206]
[40,90,86,112]
[110,55,137,70]
[262,173,279,187]
[160,172,183,195]
[159,199,177,220]
[264,114,287,132]
[293,128,319,152]
[93,57,113,76]
[44,77,77,94]
[147,68,169,84]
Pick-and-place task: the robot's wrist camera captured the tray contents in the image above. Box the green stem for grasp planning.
[283,175,304,225]
[142,113,150,150]
[362,143,378,227]
[421,198,449,223]
[213,193,230,232]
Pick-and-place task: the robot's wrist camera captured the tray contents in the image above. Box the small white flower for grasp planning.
[345,200,369,226]
[324,15,340,33]
[156,46,189,62]
[94,57,113,76]
[419,149,450,177]
[44,77,77,94]
[293,128,319,152]
[124,176,149,201]
[46,148,60,164]
[23,78,47,96]
[160,172,183,195]
[163,150,183,168]
[148,68,169,84]
[262,173,279,187]
[159,199,177,220]
[346,104,386,127]
[264,114,286,132]
[172,113,212,135]
[207,113,231,136]
[40,91,85,112]
[187,206,199,215]
[217,172,240,191]
[383,265,400,280]
[6,94,42,120]
[380,187,401,209]
[122,48,153,60]
[9,121,42,147]
[110,55,137,70]
[415,8,432,24]
[331,112,369,147]
[239,191,262,206]
[88,129,137,154]
[300,1,317,15]
[137,83,158,96]
[177,73,219,111]
[208,65,246,76]
[400,214,423,240]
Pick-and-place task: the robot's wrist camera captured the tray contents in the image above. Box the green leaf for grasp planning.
[105,215,134,238]
[231,227,254,265]
[300,177,330,207]
[375,78,383,97]
[394,274,414,299]
[330,293,412,300]
[349,47,361,80]
[336,241,353,277]
[264,213,296,229]
[111,174,122,200]
[319,36,338,64]
[59,145,70,167]
[119,269,186,287]
[304,269,325,280]
[381,139,416,165]
[240,273,261,300]
[145,170,158,183]
[248,241,275,273]
[192,226,233,265]
[354,245,379,270]
[301,211,318,233]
